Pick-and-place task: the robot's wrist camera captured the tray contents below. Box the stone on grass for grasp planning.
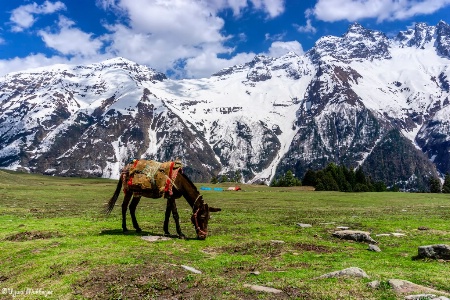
[332,230,377,244]
[367,280,381,289]
[336,226,350,230]
[243,284,283,294]
[418,226,430,231]
[181,265,202,274]
[418,244,450,260]
[405,294,450,300]
[317,267,369,279]
[376,233,391,237]
[368,244,381,252]
[270,240,285,244]
[141,236,171,242]
[391,232,406,237]
[296,223,312,228]
[388,279,450,297]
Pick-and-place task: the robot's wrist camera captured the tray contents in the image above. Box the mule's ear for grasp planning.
[209,207,221,212]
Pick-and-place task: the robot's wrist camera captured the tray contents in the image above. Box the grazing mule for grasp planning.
[104,160,221,240]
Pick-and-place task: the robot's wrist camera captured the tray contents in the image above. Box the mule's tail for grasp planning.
[104,175,123,216]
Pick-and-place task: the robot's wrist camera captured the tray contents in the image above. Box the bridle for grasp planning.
[191,194,208,237]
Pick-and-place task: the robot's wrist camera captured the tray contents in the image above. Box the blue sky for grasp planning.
[1,0,450,78]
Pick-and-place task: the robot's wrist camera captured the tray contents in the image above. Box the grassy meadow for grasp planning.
[0,169,449,299]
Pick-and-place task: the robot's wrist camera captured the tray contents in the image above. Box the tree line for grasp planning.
[271,163,450,193]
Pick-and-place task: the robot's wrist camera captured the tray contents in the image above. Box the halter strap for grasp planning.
[192,208,208,237]
[193,194,202,206]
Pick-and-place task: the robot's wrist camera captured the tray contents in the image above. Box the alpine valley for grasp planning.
[1,22,450,191]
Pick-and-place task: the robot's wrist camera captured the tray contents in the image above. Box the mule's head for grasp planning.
[191,197,221,240]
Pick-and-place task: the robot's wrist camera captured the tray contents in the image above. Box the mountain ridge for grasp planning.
[1,21,449,191]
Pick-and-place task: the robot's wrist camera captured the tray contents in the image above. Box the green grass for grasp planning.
[0,170,449,299]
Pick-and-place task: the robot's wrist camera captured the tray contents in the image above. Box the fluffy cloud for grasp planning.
[295,18,317,34]
[313,0,450,22]
[9,1,66,32]
[38,16,104,57]
[266,41,304,57]
[2,0,288,78]
[100,0,285,78]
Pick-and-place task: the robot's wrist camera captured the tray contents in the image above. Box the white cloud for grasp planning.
[1,0,288,78]
[100,0,286,78]
[295,18,317,34]
[184,51,256,78]
[313,0,450,22]
[38,16,104,57]
[251,0,285,18]
[266,41,304,57]
[9,1,66,32]
[0,54,67,75]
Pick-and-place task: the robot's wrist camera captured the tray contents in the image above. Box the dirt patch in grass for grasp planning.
[4,231,62,241]
[220,241,285,257]
[72,264,267,299]
[292,242,333,254]
[215,241,333,257]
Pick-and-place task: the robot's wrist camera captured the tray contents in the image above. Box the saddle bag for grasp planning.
[128,173,153,190]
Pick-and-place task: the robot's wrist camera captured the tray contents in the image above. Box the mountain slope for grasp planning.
[1,22,449,190]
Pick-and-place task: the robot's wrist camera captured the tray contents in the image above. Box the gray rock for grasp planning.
[388,279,450,296]
[405,294,450,300]
[367,280,381,289]
[270,240,285,244]
[317,267,369,279]
[336,226,350,230]
[243,284,283,294]
[418,226,430,231]
[368,244,382,252]
[418,244,450,260]
[391,232,406,237]
[332,230,377,244]
[141,235,171,242]
[376,233,392,237]
[296,223,312,228]
[181,265,202,274]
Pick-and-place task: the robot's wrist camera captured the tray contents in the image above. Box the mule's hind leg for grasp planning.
[163,198,172,236]
[170,199,186,239]
[121,192,132,232]
[129,196,142,233]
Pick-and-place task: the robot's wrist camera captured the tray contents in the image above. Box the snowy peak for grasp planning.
[395,21,450,58]
[310,22,390,62]
[396,22,435,48]
[212,52,313,82]
[436,21,450,58]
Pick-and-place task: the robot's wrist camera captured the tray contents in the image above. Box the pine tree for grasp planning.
[443,173,450,193]
[429,177,442,193]
[302,169,317,186]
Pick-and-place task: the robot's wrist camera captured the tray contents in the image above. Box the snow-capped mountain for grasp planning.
[1,21,449,190]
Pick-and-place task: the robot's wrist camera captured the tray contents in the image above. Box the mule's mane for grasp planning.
[180,172,199,193]
[178,172,202,207]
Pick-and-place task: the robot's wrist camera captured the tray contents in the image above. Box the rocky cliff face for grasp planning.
[1,22,449,190]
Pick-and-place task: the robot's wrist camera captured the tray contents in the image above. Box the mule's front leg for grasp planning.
[121,192,132,232]
[163,199,172,236]
[171,200,186,239]
[129,196,142,233]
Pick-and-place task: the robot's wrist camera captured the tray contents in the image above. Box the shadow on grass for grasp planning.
[98,229,199,240]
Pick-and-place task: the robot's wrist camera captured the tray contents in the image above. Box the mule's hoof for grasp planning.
[164,232,171,237]
[135,228,142,233]
[123,228,129,233]
[178,234,186,239]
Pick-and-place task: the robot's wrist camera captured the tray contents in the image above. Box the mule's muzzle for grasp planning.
[197,232,207,240]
